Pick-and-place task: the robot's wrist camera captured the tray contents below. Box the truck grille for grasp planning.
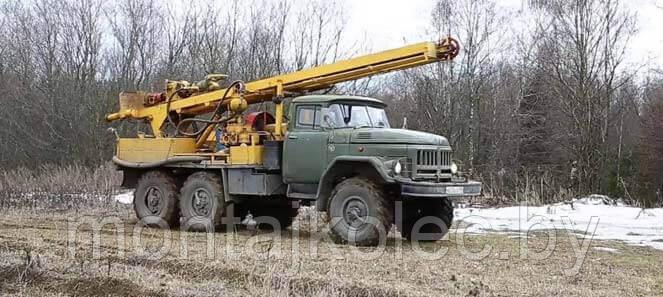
[413,149,452,180]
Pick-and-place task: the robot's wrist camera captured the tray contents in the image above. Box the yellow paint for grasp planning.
[196,124,216,148]
[229,97,248,113]
[105,38,458,165]
[116,138,196,163]
[229,144,264,165]
[105,39,459,138]
[274,82,285,137]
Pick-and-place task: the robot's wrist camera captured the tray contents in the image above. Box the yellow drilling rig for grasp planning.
[106,37,482,246]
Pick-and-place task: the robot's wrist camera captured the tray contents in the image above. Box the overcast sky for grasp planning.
[341,0,663,66]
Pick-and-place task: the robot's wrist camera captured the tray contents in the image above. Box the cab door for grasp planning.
[282,104,328,184]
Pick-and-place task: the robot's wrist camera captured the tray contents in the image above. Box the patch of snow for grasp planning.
[573,194,627,207]
[113,190,134,204]
[455,199,663,251]
[593,247,621,254]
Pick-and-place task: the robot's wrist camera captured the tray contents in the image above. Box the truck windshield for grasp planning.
[324,104,390,129]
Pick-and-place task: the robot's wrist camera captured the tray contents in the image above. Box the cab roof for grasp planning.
[291,95,386,107]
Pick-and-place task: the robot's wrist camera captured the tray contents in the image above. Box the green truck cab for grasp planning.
[281,95,481,245]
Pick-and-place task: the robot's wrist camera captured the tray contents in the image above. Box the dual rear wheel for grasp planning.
[133,170,298,231]
[133,171,225,231]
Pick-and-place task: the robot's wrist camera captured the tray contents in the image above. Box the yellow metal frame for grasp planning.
[229,144,264,165]
[106,38,459,139]
[116,138,197,163]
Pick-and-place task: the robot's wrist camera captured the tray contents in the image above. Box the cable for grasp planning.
[164,80,245,138]
[176,114,232,137]
[165,91,180,130]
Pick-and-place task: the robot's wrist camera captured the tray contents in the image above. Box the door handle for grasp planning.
[288,135,298,139]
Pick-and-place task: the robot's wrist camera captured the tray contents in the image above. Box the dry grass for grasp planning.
[0,163,122,210]
[0,166,659,296]
[0,207,661,297]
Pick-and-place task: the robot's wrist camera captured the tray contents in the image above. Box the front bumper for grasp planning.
[397,178,482,199]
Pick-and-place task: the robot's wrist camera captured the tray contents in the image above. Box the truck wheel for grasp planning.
[179,172,225,232]
[327,177,393,246]
[398,198,454,241]
[133,171,180,228]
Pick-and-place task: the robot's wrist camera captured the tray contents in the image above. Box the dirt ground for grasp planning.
[0,206,661,297]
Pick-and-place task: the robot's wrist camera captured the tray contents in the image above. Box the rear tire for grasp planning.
[133,171,180,228]
[179,172,225,232]
[398,198,453,241]
[327,177,393,246]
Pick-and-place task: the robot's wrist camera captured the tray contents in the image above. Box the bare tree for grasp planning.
[289,0,346,71]
[105,0,163,90]
[639,77,663,206]
[533,0,636,194]
[390,0,499,166]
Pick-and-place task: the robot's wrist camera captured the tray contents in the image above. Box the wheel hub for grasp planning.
[145,186,163,215]
[342,197,368,229]
[192,188,212,216]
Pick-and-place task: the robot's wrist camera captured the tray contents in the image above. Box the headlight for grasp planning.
[451,162,458,174]
[394,161,402,175]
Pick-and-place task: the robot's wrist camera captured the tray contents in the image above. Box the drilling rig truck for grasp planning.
[106,37,481,246]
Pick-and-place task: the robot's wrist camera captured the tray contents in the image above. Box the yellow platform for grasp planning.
[229,144,264,165]
[116,138,197,163]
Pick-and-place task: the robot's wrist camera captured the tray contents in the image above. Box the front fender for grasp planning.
[315,156,394,211]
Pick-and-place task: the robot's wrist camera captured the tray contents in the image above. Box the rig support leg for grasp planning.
[274,82,285,138]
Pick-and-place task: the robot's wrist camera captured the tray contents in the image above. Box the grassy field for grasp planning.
[0,206,661,297]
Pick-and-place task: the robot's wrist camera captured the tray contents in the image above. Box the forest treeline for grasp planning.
[0,0,661,205]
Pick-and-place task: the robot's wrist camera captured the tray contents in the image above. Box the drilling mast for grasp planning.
[106,38,459,165]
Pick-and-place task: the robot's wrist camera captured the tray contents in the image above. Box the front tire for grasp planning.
[133,171,180,228]
[398,198,454,241]
[327,177,393,246]
[179,172,225,232]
